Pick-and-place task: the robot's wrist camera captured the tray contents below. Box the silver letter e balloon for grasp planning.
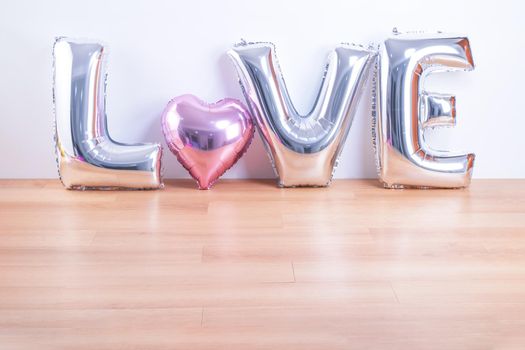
[373,32,475,188]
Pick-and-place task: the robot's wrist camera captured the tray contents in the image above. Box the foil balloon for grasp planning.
[228,41,376,187]
[53,37,163,190]
[161,94,254,190]
[373,30,476,188]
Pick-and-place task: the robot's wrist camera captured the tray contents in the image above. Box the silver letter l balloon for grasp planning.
[53,38,162,190]
[228,41,376,187]
[373,32,476,188]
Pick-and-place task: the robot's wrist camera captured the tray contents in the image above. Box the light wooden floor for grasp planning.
[1,179,525,349]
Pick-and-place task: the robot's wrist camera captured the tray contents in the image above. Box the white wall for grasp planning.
[1,0,523,179]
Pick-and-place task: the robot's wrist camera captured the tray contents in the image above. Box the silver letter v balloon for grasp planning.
[373,31,476,188]
[53,38,162,190]
[228,41,376,187]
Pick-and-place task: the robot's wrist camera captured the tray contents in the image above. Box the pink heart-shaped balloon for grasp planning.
[161,94,254,189]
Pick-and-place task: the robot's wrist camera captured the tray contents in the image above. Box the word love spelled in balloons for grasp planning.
[53,30,476,191]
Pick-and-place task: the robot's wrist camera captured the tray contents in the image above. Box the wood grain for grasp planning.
[0,179,524,349]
